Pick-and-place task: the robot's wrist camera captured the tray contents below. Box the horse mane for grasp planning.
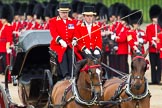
[74,59,87,78]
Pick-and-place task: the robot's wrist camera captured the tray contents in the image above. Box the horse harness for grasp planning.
[106,74,151,108]
[52,64,103,107]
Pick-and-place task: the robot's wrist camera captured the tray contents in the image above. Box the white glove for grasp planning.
[101,31,105,36]
[152,40,157,48]
[152,37,157,40]
[138,32,144,36]
[59,39,67,48]
[7,49,12,54]
[106,30,113,35]
[134,42,139,45]
[72,39,77,46]
[138,38,144,44]
[113,46,118,50]
[84,48,91,54]
[111,33,116,40]
[136,49,141,54]
[94,49,100,55]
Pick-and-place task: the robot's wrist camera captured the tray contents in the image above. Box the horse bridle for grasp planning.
[81,64,103,95]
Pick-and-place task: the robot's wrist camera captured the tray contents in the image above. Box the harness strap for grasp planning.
[125,75,150,100]
[80,64,101,72]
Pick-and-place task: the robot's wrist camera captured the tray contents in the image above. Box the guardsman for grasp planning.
[18,3,27,32]
[146,5,162,85]
[43,4,52,30]
[0,4,14,83]
[112,5,131,77]
[49,2,82,80]
[24,3,38,30]
[72,5,102,59]
[33,3,45,30]
[127,10,147,56]
[12,2,21,43]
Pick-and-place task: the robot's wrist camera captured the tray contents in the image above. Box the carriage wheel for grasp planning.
[0,84,9,108]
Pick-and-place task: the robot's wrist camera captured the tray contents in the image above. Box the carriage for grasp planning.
[0,30,54,108]
[0,30,151,108]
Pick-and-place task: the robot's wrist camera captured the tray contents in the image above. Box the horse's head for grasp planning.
[80,58,103,97]
[131,55,149,90]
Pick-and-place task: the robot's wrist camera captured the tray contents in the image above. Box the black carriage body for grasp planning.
[12,30,52,106]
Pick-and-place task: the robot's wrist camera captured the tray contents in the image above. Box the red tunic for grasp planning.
[146,23,161,53]
[116,24,130,55]
[127,29,147,54]
[49,16,82,63]
[0,23,13,52]
[157,32,162,58]
[74,22,102,52]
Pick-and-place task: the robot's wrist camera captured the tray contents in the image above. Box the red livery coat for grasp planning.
[49,16,82,63]
[74,22,102,52]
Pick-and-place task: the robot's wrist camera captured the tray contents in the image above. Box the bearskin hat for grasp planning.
[33,3,44,19]
[158,12,162,28]
[108,3,122,17]
[26,3,35,16]
[71,1,80,13]
[128,10,143,25]
[149,4,161,20]
[94,2,105,17]
[118,5,131,23]
[99,5,108,20]
[18,3,27,16]
[0,4,14,23]
[12,2,21,16]
[76,1,85,14]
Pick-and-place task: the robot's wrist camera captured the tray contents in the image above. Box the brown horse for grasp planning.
[51,58,103,108]
[102,55,151,108]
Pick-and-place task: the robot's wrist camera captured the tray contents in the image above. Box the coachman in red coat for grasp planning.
[72,6,102,59]
[49,2,82,80]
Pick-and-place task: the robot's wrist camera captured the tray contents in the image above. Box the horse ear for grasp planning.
[142,48,149,58]
[132,50,137,58]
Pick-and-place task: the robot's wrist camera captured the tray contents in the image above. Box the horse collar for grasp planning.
[71,78,99,106]
[125,75,150,100]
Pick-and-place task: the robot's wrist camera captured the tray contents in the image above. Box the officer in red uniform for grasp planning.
[0,4,13,79]
[72,6,102,59]
[127,10,147,56]
[146,5,162,85]
[49,2,82,80]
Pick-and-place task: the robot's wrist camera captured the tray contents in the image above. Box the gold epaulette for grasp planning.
[127,35,132,41]
[56,16,61,20]
[93,22,100,27]
[68,17,72,21]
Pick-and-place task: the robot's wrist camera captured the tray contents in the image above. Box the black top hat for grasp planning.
[82,6,96,15]
[57,2,71,12]
[149,4,161,20]
[128,10,143,25]
[0,4,14,23]
[158,12,162,28]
